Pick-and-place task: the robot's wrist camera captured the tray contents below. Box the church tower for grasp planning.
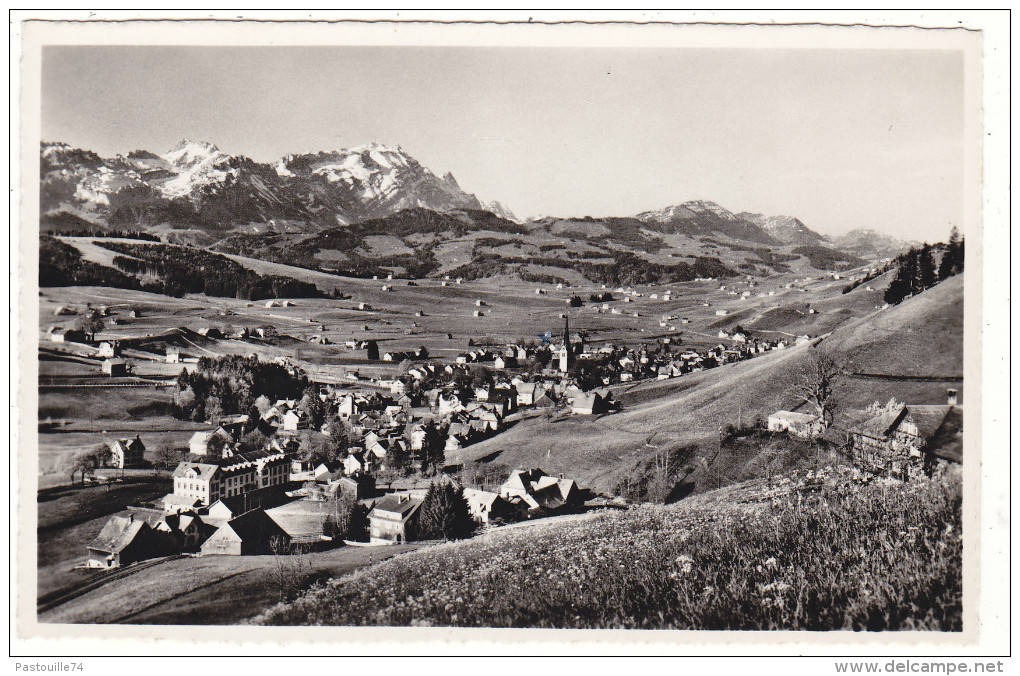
[558,314,573,373]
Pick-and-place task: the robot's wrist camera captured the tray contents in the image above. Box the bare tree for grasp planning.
[155,444,181,471]
[794,350,844,427]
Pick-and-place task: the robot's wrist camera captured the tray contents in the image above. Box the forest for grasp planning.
[172,355,310,422]
[98,241,323,300]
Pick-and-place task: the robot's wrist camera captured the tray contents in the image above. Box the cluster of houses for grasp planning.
[366,469,585,544]
[768,389,963,479]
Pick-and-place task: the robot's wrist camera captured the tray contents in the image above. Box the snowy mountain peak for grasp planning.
[162,139,228,169]
[738,212,826,245]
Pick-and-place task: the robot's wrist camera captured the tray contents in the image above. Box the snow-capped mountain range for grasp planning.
[40,139,909,259]
[40,139,516,229]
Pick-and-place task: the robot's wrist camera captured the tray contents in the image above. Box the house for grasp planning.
[848,395,963,478]
[108,436,146,469]
[189,428,234,457]
[342,453,368,476]
[216,414,250,439]
[571,390,611,415]
[86,515,161,568]
[282,410,304,432]
[200,509,291,556]
[368,494,424,544]
[499,469,583,516]
[154,511,210,553]
[767,410,824,439]
[102,359,128,376]
[515,382,542,406]
[314,462,343,483]
[336,474,376,500]
[97,341,119,358]
[463,488,522,525]
[48,327,86,343]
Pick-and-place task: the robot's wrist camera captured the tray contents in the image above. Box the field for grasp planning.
[37,476,173,595]
[39,543,421,624]
[255,466,963,630]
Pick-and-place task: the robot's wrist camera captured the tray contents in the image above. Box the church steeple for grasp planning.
[559,314,573,373]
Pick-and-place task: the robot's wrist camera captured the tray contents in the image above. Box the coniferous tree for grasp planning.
[916,244,937,292]
[417,482,475,540]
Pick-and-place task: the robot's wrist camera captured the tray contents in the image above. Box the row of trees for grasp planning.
[884,228,965,305]
[61,444,113,485]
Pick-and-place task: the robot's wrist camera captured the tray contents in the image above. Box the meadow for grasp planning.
[255,466,962,630]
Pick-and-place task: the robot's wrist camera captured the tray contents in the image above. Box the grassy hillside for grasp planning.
[255,466,962,630]
[450,274,964,495]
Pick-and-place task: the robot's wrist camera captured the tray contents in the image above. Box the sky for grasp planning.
[41,46,966,241]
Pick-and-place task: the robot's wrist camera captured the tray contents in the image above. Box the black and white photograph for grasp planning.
[11,12,1007,660]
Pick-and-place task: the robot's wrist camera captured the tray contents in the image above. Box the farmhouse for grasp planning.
[499,469,583,516]
[189,427,234,457]
[571,389,612,415]
[86,515,161,569]
[200,509,291,556]
[847,393,963,478]
[767,410,824,439]
[368,494,423,544]
[463,488,522,525]
[97,341,119,358]
[102,359,128,376]
[108,436,146,469]
[336,474,376,500]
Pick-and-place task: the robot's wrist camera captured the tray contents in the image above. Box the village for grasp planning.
[35,250,964,619]
[60,305,962,572]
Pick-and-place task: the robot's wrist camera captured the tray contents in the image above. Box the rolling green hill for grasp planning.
[255,465,962,630]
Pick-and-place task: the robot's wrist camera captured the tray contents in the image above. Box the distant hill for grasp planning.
[636,201,781,245]
[737,212,827,246]
[830,228,914,258]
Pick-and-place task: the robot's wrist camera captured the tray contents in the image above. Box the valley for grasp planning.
[33,138,964,630]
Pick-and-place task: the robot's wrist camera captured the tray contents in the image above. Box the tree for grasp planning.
[299,387,327,429]
[155,444,181,471]
[418,423,446,476]
[62,444,110,485]
[254,394,272,416]
[469,365,493,389]
[793,350,843,427]
[73,309,105,342]
[323,421,350,463]
[939,227,965,280]
[204,433,228,460]
[916,244,937,291]
[238,428,269,454]
[365,340,380,360]
[323,492,369,542]
[416,482,475,540]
